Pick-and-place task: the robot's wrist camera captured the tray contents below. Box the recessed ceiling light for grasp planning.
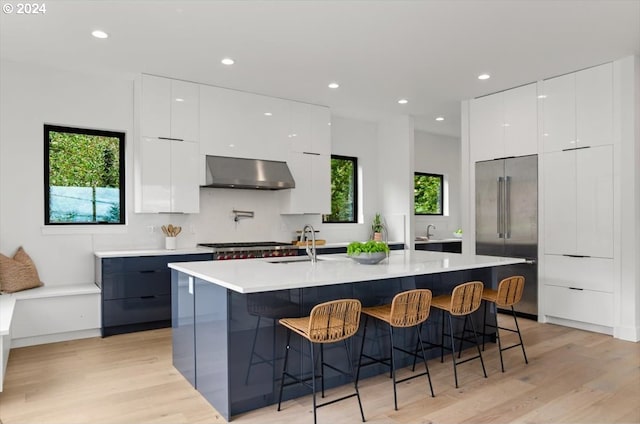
[175,98,184,102]
[91,30,109,39]
[398,99,408,104]
[477,73,491,80]
[221,58,235,66]
[537,94,547,99]
[435,117,445,121]
[264,112,272,116]
[328,82,340,89]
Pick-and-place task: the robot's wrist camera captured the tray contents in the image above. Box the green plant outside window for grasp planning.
[414,173,443,215]
[323,155,358,223]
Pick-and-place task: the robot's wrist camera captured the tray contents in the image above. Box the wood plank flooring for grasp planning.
[1,317,638,424]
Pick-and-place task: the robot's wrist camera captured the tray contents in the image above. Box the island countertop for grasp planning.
[168,250,524,294]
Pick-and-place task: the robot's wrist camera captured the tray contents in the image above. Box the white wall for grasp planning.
[414,130,461,239]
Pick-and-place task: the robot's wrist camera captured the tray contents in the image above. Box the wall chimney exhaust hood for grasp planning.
[203,155,295,190]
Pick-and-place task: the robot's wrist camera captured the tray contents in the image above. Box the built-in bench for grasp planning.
[0,283,101,391]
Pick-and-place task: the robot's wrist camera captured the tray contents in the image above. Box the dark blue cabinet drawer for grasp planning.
[103,295,171,327]
[102,270,170,300]
[103,254,212,273]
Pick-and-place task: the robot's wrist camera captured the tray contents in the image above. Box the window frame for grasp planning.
[414,172,444,216]
[44,124,126,226]
[323,154,358,224]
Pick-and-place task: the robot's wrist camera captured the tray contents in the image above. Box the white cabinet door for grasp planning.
[141,75,171,138]
[542,73,575,152]
[544,285,613,327]
[470,93,504,161]
[310,153,331,214]
[543,150,577,255]
[289,102,313,153]
[504,83,537,157]
[171,80,199,141]
[310,106,331,155]
[199,85,288,160]
[576,63,613,148]
[171,140,200,213]
[137,137,172,212]
[544,255,614,292]
[576,146,613,258]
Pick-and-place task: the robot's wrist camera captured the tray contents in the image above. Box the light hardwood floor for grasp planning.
[1,317,638,424]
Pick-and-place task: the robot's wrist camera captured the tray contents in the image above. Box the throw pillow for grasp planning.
[0,247,44,293]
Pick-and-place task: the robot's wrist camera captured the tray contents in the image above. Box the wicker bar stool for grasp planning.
[481,275,529,372]
[356,289,435,411]
[277,299,365,424]
[430,281,487,388]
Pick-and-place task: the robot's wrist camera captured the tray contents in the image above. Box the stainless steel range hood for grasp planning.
[203,155,295,190]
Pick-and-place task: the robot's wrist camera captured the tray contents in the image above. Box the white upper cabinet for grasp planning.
[141,74,199,141]
[280,151,330,215]
[135,137,200,213]
[199,85,289,161]
[543,145,613,258]
[470,83,537,161]
[542,63,612,152]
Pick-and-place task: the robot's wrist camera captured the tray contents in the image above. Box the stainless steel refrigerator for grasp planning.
[475,155,538,319]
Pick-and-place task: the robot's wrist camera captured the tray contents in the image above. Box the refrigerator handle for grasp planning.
[497,177,504,238]
[505,176,511,239]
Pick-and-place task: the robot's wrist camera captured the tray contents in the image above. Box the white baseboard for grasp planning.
[614,325,640,342]
[11,328,101,348]
[544,316,614,336]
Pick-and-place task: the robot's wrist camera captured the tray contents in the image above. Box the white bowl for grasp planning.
[348,252,387,265]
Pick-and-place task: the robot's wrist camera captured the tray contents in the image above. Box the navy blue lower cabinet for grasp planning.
[171,265,496,421]
[171,270,196,388]
[100,253,212,337]
[415,242,462,253]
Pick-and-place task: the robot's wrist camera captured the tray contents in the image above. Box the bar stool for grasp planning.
[431,281,487,388]
[481,275,528,372]
[277,299,365,424]
[356,289,435,410]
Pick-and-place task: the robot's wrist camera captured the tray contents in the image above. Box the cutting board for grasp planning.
[292,240,326,246]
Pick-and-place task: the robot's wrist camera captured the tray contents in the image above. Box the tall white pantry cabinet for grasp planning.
[464,56,639,340]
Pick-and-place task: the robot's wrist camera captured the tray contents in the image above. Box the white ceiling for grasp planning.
[1,0,639,137]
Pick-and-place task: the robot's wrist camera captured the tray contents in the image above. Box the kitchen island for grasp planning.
[169,250,524,420]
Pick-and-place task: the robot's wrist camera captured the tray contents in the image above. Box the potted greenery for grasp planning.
[371,213,384,241]
[347,240,390,264]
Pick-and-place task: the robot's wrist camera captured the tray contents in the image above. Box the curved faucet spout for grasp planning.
[301,224,317,263]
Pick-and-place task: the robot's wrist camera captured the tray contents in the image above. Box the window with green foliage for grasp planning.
[323,155,358,223]
[414,172,443,215]
[44,125,125,225]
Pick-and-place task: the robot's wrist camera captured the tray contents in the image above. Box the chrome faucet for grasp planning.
[301,224,317,263]
[426,224,436,240]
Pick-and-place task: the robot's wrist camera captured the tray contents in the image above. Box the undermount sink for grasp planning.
[266,257,326,264]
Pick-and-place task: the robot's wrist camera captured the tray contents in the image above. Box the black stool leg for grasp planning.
[342,339,366,422]
[496,305,505,372]
[468,315,488,378]
[440,309,446,363]
[416,325,435,397]
[512,306,529,364]
[245,315,262,384]
[458,315,469,359]
[320,344,325,398]
[355,315,369,385]
[389,326,398,411]
[310,340,317,424]
[277,329,292,411]
[482,300,488,351]
[448,313,459,388]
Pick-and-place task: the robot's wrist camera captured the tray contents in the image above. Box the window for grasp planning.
[44,125,125,225]
[323,155,358,223]
[414,172,443,215]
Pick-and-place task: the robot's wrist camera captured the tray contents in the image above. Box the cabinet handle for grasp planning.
[158,136,185,142]
[302,152,321,156]
[497,177,504,238]
[562,146,590,152]
[568,287,584,291]
[140,295,156,299]
[562,254,591,258]
[139,270,159,274]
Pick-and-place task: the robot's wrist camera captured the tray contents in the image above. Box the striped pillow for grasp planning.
[0,247,43,293]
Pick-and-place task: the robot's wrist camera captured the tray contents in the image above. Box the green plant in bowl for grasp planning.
[347,241,390,264]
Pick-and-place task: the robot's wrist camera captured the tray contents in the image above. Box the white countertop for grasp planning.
[168,250,524,294]
[94,247,214,258]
